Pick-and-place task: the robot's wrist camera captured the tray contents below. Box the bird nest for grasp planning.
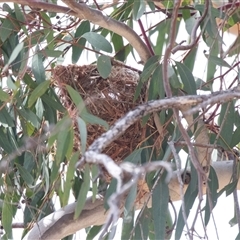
[52,64,156,196]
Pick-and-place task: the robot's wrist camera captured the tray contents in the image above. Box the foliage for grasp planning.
[0,1,239,239]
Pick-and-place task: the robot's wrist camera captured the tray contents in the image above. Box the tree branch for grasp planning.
[2,0,152,63]
[61,0,152,63]
[24,160,239,240]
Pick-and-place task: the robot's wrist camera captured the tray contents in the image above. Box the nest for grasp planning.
[53,64,155,195]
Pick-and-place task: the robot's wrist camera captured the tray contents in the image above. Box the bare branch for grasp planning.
[24,160,240,240]
[171,0,209,54]
[78,87,240,167]
[61,0,152,63]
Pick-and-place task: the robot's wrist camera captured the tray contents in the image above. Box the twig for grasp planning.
[232,153,240,231]
[169,140,191,240]
[172,0,209,54]
[96,160,172,239]
[61,0,152,63]
[162,0,182,97]
[76,87,240,164]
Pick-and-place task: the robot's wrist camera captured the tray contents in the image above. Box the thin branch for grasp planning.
[24,160,240,240]
[171,0,209,54]
[162,0,182,97]
[169,140,191,240]
[76,87,240,164]
[61,0,152,63]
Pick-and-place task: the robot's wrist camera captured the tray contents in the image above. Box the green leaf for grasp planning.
[140,55,160,83]
[123,149,142,164]
[204,166,219,226]
[133,0,145,20]
[41,49,62,58]
[154,19,171,56]
[63,152,79,206]
[195,78,212,91]
[195,4,224,19]
[147,63,165,101]
[183,46,198,72]
[82,32,112,53]
[134,207,150,240]
[0,89,9,102]
[72,21,90,63]
[18,108,40,129]
[231,126,240,147]
[122,207,135,239]
[112,33,124,53]
[125,183,137,215]
[175,167,198,239]
[152,172,169,240]
[74,164,90,218]
[87,225,102,240]
[225,180,238,197]
[205,54,231,68]
[0,127,14,153]
[97,55,112,79]
[2,194,13,239]
[3,42,24,72]
[81,111,109,130]
[169,65,182,89]
[175,61,196,94]
[0,18,14,42]
[14,4,28,34]
[28,80,50,108]
[15,163,34,187]
[56,127,72,165]
[66,85,85,113]
[218,102,234,148]
[104,178,117,210]
[0,106,14,127]
[76,117,87,154]
[32,46,46,83]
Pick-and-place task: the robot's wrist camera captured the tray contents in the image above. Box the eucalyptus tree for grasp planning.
[0,1,239,239]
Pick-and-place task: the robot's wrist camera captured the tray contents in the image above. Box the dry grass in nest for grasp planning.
[53,64,154,195]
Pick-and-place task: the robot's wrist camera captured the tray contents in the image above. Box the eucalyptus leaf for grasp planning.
[74,164,90,219]
[82,32,112,53]
[97,55,112,79]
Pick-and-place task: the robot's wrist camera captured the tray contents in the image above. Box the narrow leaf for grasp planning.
[175,167,198,239]
[133,0,145,20]
[2,194,13,239]
[3,42,24,72]
[66,85,85,113]
[152,172,169,240]
[123,149,142,164]
[0,18,14,42]
[204,166,219,225]
[28,80,50,108]
[0,106,14,127]
[206,54,231,68]
[81,111,109,130]
[97,55,112,79]
[15,163,34,187]
[175,61,196,94]
[63,152,79,206]
[0,89,9,101]
[32,46,46,83]
[72,21,90,63]
[76,117,87,154]
[74,164,90,218]
[218,102,234,148]
[82,32,112,53]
